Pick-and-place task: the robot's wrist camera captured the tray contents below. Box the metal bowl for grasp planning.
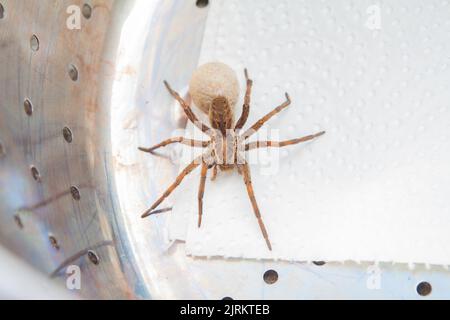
[1,0,449,300]
[0,0,210,299]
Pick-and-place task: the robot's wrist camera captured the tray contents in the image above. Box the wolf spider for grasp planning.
[139,69,325,250]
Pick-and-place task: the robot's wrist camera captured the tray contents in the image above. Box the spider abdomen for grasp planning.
[209,96,235,136]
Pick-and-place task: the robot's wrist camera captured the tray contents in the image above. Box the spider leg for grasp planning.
[164,81,212,135]
[211,165,218,181]
[139,137,210,154]
[235,69,253,130]
[142,156,202,218]
[239,163,272,251]
[198,162,208,228]
[146,207,173,215]
[241,93,292,140]
[245,131,326,151]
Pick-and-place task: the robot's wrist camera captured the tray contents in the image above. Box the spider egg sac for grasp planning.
[189,62,240,115]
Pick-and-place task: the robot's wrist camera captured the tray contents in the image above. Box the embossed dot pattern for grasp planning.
[169,0,450,264]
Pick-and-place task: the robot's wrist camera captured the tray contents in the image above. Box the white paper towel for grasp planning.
[166,0,450,264]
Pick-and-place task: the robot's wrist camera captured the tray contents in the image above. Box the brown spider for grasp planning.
[139,69,325,251]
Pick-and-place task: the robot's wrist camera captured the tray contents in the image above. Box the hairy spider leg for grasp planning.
[139,137,210,153]
[241,93,292,140]
[240,163,272,251]
[164,81,212,134]
[235,69,253,130]
[142,156,203,218]
[198,162,208,228]
[245,131,325,151]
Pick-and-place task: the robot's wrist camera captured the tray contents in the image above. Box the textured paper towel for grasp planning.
[167,0,450,264]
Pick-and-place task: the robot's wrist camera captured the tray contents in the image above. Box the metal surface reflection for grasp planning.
[0,0,209,299]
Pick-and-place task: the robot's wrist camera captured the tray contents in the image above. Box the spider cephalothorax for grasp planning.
[139,62,325,250]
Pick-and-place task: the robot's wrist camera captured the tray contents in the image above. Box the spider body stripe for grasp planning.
[209,130,243,171]
[140,66,325,250]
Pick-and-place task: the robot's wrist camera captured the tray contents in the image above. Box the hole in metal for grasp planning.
[30,34,39,51]
[70,186,81,201]
[222,297,233,301]
[82,3,92,19]
[0,142,4,157]
[87,250,100,265]
[263,269,278,285]
[24,99,33,116]
[14,215,23,229]
[0,3,5,19]
[196,0,209,8]
[68,64,79,81]
[30,166,41,182]
[49,235,60,250]
[313,261,326,266]
[63,127,73,143]
[416,281,432,296]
